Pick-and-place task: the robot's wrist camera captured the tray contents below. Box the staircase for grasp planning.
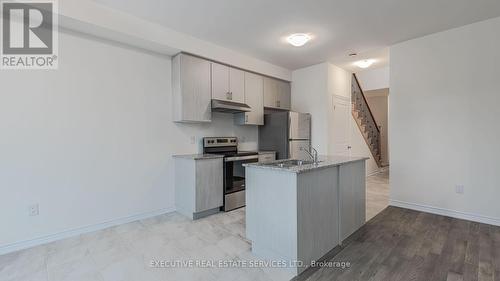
[351,74,382,167]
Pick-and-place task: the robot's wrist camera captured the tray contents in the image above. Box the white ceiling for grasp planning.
[94,0,500,70]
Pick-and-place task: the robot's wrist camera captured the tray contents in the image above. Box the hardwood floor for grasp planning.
[297,206,500,281]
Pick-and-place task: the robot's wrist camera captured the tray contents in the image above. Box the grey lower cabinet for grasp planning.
[174,156,223,219]
[339,161,366,242]
[172,53,212,123]
[263,77,291,110]
[235,72,264,125]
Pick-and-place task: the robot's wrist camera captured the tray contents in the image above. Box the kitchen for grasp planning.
[172,53,367,276]
[3,2,497,281]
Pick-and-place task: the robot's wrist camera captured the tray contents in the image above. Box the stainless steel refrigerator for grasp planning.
[259,111,311,160]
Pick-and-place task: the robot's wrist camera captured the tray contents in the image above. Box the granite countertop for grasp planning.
[172,154,224,160]
[243,155,369,174]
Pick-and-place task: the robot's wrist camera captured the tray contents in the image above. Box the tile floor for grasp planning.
[366,169,390,221]
[0,171,389,281]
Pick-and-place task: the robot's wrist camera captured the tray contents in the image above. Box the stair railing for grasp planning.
[351,74,381,166]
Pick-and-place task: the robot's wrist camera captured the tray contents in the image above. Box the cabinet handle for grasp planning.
[245,115,248,123]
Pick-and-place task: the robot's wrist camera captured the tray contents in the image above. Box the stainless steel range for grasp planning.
[203,137,258,211]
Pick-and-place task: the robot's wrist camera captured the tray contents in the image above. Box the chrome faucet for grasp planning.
[300,145,319,164]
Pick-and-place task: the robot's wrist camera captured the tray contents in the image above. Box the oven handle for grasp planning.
[225,155,259,162]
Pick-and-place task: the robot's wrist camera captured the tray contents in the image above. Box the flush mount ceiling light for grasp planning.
[354,59,376,69]
[286,33,312,47]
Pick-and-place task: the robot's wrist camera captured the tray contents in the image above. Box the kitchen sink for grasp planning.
[266,159,320,168]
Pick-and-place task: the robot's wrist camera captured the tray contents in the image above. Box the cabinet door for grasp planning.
[229,67,245,103]
[278,81,291,110]
[241,72,264,125]
[174,54,211,122]
[195,159,223,212]
[263,77,278,108]
[211,63,230,101]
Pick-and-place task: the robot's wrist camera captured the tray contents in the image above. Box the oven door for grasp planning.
[224,155,259,195]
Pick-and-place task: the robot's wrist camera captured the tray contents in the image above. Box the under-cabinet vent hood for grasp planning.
[211,99,251,113]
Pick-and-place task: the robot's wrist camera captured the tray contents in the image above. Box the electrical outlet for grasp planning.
[29,204,39,216]
[190,136,196,144]
[455,185,465,194]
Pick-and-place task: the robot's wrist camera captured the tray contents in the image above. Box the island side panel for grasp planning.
[245,167,298,265]
[296,167,340,273]
[339,160,366,242]
[353,161,366,228]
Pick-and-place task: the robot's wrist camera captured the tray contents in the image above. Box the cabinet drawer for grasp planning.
[258,153,276,163]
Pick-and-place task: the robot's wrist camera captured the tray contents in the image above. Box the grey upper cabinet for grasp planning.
[263,77,291,110]
[230,68,245,103]
[211,63,245,103]
[235,72,264,125]
[263,77,278,108]
[278,80,291,109]
[172,54,212,123]
[211,63,230,101]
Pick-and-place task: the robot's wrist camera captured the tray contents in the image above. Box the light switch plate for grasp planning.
[29,204,39,216]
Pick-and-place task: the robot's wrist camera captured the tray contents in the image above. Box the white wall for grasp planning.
[0,30,258,253]
[292,63,379,175]
[291,63,329,155]
[390,16,500,225]
[356,67,389,91]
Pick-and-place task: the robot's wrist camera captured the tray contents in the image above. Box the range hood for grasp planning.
[211,99,251,113]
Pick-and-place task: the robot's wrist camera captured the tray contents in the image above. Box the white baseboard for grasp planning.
[390,200,500,227]
[0,206,176,255]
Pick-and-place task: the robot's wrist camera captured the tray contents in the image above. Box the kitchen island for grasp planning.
[244,156,368,276]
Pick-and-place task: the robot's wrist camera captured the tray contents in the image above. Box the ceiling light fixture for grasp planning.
[286,33,312,47]
[354,59,376,69]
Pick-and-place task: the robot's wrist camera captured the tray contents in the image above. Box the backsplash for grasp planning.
[174,112,259,154]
